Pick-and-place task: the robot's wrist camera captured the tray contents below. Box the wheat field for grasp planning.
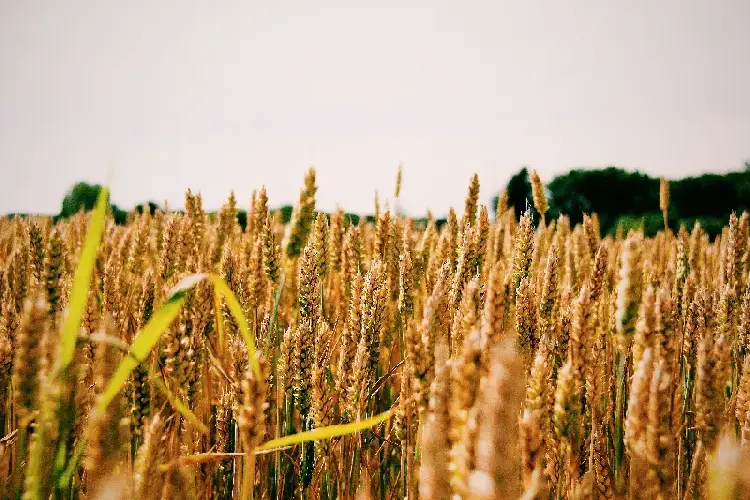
[0,169,748,499]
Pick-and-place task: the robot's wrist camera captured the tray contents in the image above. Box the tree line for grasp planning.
[492,163,750,237]
[51,182,367,230]
[32,162,750,238]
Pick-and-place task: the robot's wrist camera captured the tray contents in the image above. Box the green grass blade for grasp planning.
[158,452,246,471]
[95,272,260,413]
[169,273,261,379]
[266,275,285,358]
[153,376,209,434]
[208,274,261,380]
[214,286,225,353]
[160,447,295,472]
[57,437,87,489]
[97,293,185,411]
[255,409,393,452]
[60,187,109,368]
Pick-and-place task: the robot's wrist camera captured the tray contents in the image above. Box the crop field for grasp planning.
[0,169,749,499]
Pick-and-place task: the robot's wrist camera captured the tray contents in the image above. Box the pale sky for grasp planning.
[1,1,749,217]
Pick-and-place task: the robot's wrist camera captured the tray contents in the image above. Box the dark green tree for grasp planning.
[344,213,361,226]
[506,167,532,218]
[59,181,132,225]
[276,205,294,224]
[135,201,160,216]
[60,182,104,218]
[237,210,248,232]
[110,206,128,225]
[546,167,657,233]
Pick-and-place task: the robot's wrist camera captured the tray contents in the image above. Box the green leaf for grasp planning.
[95,272,262,413]
[267,275,285,358]
[57,437,87,489]
[214,284,225,353]
[97,293,185,411]
[60,186,109,369]
[255,409,393,452]
[152,376,209,434]
[158,452,246,471]
[158,446,297,472]
[169,273,261,379]
[207,274,261,380]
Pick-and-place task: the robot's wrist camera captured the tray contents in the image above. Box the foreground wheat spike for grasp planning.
[311,322,334,458]
[659,177,670,230]
[696,314,722,453]
[516,276,537,359]
[737,358,750,428]
[519,408,542,490]
[23,301,60,500]
[626,347,653,497]
[85,327,125,494]
[590,410,614,500]
[449,329,482,495]
[470,337,524,499]
[237,356,270,498]
[419,342,451,500]
[133,414,166,499]
[463,174,480,228]
[553,359,583,497]
[645,358,674,498]
[13,296,48,424]
[511,210,534,296]
[482,261,509,352]
[530,170,548,223]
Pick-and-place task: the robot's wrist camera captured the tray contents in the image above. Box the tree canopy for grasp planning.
[60,182,105,218]
[494,165,750,237]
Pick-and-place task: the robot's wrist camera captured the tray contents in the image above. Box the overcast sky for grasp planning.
[1,1,749,216]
